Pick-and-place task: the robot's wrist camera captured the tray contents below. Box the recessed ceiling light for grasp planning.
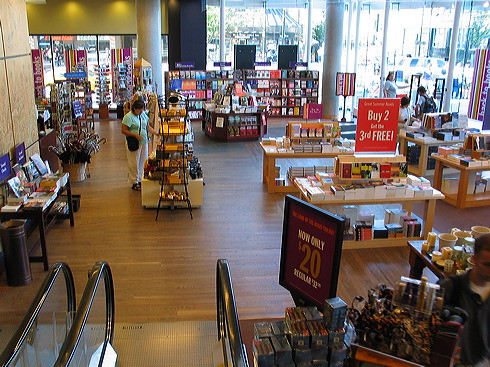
[484,1,489,7]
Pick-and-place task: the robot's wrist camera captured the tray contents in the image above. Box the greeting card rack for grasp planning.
[155,96,193,220]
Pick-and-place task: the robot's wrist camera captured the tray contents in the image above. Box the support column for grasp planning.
[321,0,345,119]
[306,0,312,65]
[136,0,163,94]
[352,0,361,111]
[379,0,390,98]
[345,1,353,71]
[220,0,225,68]
[443,1,462,112]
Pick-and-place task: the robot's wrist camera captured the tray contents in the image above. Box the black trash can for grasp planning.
[116,104,124,119]
[0,220,32,286]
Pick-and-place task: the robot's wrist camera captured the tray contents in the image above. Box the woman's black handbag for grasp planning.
[126,115,142,151]
[126,136,139,151]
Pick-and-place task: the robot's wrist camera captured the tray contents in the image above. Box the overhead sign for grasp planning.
[254,62,271,67]
[175,62,195,69]
[468,49,490,122]
[290,62,308,67]
[356,98,399,153]
[214,62,232,67]
[64,72,87,79]
[0,153,11,182]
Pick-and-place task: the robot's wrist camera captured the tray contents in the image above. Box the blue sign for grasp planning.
[254,62,271,67]
[175,62,195,69]
[0,153,11,182]
[15,142,26,165]
[38,42,50,47]
[289,62,308,67]
[72,100,83,118]
[213,62,232,67]
[64,72,87,79]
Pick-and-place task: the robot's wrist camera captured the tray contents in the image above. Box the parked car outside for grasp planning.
[395,57,447,82]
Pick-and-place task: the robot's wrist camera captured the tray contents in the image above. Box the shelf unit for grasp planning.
[286,121,341,142]
[203,110,267,141]
[164,69,319,119]
[295,181,444,250]
[95,64,111,118]
[113,62,132,105]
[335,155,407,180]
[431,154,490,209]
[155,106,193,219]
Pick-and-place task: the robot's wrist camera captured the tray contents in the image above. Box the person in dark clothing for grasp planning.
[439,233,490,366]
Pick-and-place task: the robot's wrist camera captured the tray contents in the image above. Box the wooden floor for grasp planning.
[0,116,488,326]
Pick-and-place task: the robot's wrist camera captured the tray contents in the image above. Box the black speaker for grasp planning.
[278,45,298,70]
[234,45,256,70]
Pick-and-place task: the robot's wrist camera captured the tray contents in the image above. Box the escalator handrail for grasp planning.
[54,261,115,367]
[0,262,76,367]
[216,259,248,367]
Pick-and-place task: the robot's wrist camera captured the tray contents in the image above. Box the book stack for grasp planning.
[354,221,373,241]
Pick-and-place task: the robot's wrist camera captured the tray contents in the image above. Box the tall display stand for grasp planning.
[95,64,111,119]
[155,95,193,220]
[111,49,133,118]
[134,58,153,93]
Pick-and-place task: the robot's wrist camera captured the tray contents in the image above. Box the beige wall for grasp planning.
[0,0,38,159]
[27,0,169,35]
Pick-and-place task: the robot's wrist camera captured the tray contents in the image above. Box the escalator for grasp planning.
[0,262,115,367]
[2,259,245,366]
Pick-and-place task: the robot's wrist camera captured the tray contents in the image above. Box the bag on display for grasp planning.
[126,136,139,151]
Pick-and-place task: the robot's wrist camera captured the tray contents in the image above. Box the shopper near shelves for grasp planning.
[398,96,420,129]
[439,233,490,366]
[121,99,159,191]
[383,72,407,98]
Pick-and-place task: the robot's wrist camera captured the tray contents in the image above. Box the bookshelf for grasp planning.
[204,110,267,141]
[164,69,319,120]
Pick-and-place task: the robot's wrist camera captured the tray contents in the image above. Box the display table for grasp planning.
[408,240,449,280]
[141,178,203,208]
[398,135,464,177]
[295,182,444,250]
[431,154,490,209]
[203,110,267,141]
[260,143,352,193]
[0,180,75,271]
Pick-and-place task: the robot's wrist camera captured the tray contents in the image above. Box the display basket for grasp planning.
[62,162,87,183]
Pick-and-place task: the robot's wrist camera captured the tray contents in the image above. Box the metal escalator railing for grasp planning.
[216,259,248,367]
[54,261,115,367]
[0,262,76,366]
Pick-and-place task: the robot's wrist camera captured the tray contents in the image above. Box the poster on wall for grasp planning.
[355,98,399,153]
[65,50,87,74]
[279,195,345,308]
[468,49,490,122]
[31,49,45,100]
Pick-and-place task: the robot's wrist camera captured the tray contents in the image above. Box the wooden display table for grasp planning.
[203,110,267,141]
[408,240,449,280]
[260,142,352,193]
[295,182,444,250]
[0,180,75,271]
[398,134,464,177]
[431,154,490,209]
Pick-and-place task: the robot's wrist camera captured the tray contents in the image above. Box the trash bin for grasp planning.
[0,220,32,286]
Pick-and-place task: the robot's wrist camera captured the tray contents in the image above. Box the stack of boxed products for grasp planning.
[295,172,436,203]
[253,298,349,367]
[341,205,421,241]
[434,148,490,168]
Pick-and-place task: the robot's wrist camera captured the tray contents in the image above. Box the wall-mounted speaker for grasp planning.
[234,45,256,70]
[278,45,298,70]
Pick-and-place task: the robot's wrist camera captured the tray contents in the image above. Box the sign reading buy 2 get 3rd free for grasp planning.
[356,98,400,153]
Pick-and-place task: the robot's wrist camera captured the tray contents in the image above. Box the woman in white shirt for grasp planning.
[383,72,408,98]
[398,96,420,129]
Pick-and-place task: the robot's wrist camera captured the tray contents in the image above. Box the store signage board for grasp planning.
[0,153,11,182]
[72,100,83,118]
[355,98,399,153]
[214,62,232,67]
[336,73,356,96]
[254,62,271,67]
[484,91,490,130]
[290,62,308,67]
[468,49,490,122]
[31,49,45,99]
[64,72,87,79]
[303,104,323,119]
[15,143,26,165]
[279,195,345,308]
[175,62,195,69]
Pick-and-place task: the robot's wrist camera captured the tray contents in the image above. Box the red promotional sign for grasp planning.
[303,103,323,119]
[31,49,45,99]
[279,196,344,308]
[355,98,400,153]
